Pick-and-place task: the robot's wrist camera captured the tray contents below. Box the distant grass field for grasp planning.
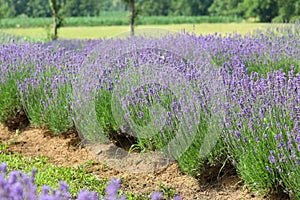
[1,23,268,40]
[0,15,244,28]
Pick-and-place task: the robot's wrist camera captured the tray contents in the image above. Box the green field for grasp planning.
[1,23,268,40]
[0,15,244,29]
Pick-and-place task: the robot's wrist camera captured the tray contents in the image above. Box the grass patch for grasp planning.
[1,23,267,40]
[0,15,244,29]
[0,142,107,197]
[0,142,153,199]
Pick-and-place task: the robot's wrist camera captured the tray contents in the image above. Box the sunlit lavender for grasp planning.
[0,24,300,198]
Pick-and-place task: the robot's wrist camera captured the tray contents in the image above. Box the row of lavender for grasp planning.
[0,25,299,198]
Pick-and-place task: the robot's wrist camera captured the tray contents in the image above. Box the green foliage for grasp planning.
[0,15,244,29]
[245,58,300,77]
[2,0,300,22]
[223,98,295,195]
[0,17,52,28]
[0,142,176,199]
[137,15,242,25]
[170,0,214,16]
[93,79,225,177]
[273,0,300,22]
[61,0,102,17]
[0,143,107,197]
[208,0,244,17]
[136,0,170,16]
[95,90,119,137]
[158,183,177,199]
[203,0,300,22]
[177,115,227,177]
[0,0,16,18]
[26,0,52,18]
[277,0,296,22]
[94,85,179,151]
[21,77,73,134]
[0,50,30,123]
[0,79,22,123]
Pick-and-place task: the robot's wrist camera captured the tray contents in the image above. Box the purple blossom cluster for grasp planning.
[0,43,43,122]
[75,31,300,196]
[0,163,181,200]
[215,30,300,197]
[1,25,300,198]
[207,28,300,75]
[0,39,93,132]
[222,63,299,187]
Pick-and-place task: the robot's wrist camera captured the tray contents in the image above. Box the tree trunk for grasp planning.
[49,0,60,40]
[53,13,58,40]
[129,0,135,37]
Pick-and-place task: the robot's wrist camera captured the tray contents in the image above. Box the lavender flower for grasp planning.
[105,178,122,197]
[150,192,163,200]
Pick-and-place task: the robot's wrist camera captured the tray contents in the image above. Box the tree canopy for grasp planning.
[1,0,300,22]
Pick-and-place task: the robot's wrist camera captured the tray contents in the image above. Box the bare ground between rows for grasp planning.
[0,124,290,200]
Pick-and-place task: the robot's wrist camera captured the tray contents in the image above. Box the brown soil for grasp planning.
[4,108,29,131]
[0,124,290,200]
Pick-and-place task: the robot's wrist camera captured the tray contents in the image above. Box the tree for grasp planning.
[122,0,137,36]
[276,0,299,21]
[208,0,244,17]
[79,0,101,16]
[238,0,278,22]
[26,0,51,17]
[13,0,28,17]
[196,0,214,15]
[61,0,80,17]
[0,0,16,18]
[61,0,101,17]
[169,0,213,16]
[136,0,169,16]
[295,0,300,16]
[49,0,63,40]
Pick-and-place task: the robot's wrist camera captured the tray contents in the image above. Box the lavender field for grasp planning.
[0,23,300,199]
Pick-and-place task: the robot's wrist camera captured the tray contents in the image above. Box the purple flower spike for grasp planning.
[77,190,98,200]
[173,194,181,200]
[0,163,7,173]
[59,181,69,193]
[105,178,122,197]
[151,191,163,200]
[266,166,272,173]
[12,182,24,197]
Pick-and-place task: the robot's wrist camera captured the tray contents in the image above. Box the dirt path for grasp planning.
[0,124,288,200]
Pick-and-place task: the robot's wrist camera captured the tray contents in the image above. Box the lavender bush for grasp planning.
[214,28,300,198]
[0,37,102,133]
[210,26,300,76]
[17,45,83,133]
[0,43,39,123]
[222,69,287,191]
[71,34,225,175]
